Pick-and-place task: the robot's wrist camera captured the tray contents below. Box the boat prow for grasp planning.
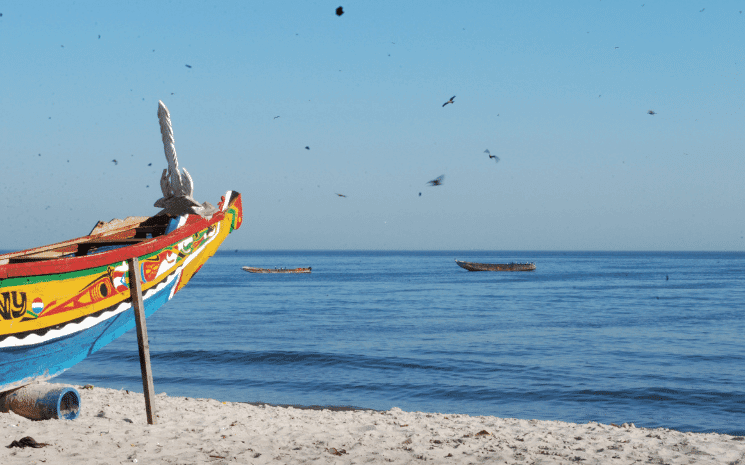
[0,101,244,393]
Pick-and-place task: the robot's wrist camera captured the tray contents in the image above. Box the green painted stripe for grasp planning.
[0,243,179,288]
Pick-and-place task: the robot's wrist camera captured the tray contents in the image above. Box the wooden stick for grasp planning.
[127,257,156,425]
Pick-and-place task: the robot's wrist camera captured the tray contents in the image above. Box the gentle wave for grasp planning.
[56,251,745,436]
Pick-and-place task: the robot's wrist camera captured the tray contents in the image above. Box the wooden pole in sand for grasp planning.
[127,257,157,425]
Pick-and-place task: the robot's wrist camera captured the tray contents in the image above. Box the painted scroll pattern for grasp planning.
[0,223,219,326]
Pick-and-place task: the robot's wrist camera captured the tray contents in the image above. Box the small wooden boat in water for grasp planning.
[242,266,311,274]
[455,260,536,272]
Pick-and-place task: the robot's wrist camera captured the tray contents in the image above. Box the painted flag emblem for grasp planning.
[29,298,44,318]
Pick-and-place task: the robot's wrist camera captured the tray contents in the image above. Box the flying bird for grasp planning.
[484,149,500,163]
[442,96,455,107]
[305,146,310,150]
[427,175,444,186]
[112,159,118,165]
[648,110,656,115]
[336,193,346,197]
[274,116,280,119]
[336,6,344,16]
[699,8,705,12]
[185,64,192,68]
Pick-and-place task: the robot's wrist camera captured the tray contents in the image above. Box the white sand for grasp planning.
[2,384,743,464]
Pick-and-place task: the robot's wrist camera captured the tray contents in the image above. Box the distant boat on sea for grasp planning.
[242,266,311,274]
[455,260,536,272]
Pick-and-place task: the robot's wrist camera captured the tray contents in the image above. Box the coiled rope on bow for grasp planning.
[154,100,215,216]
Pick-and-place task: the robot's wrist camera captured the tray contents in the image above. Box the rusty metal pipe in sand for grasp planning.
[0,384,80,420]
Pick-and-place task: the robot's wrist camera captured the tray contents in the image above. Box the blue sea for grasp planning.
[56,251,745,436]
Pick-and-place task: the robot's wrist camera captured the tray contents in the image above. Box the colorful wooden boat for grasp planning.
[0,101,243,393]
[242,266,311,274]
[455,260,536,272]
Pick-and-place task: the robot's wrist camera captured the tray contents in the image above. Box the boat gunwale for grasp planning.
[0,193,240,280]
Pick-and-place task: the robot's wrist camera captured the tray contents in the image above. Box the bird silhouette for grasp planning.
[484,149,500,163]
[648,110,656,115]
[185,64,192,68]
[336,193,346,197]
[305,146,310,150]
[274,116,280,119]
[442,96,455,107]
[112,159,118,165]
[427,175,444,186]
[336,6,344,16]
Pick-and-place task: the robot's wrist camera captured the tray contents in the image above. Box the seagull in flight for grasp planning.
[442,96,455,107]
[112,159,118,165]
[427,175,444,186]
[648,110,656,115]
[484,149,500,163]
[336,193,346,197]
[274,116,280,119]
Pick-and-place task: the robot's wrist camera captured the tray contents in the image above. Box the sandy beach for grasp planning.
[2,384,743,464]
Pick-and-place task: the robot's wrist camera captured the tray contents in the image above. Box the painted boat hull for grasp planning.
[242,266,311,274]
[0,191,243,393]
[455,260,536,272]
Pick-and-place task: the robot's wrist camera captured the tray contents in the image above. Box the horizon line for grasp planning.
[215,249,745,254]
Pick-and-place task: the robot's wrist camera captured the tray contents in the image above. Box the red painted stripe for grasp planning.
[0,193,240,279]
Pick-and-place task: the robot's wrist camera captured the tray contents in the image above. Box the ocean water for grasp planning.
[56,251,745,436]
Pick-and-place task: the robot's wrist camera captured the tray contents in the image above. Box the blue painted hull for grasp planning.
[0,274,176,391]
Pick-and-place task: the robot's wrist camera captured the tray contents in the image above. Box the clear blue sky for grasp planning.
[1,1,743,251]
